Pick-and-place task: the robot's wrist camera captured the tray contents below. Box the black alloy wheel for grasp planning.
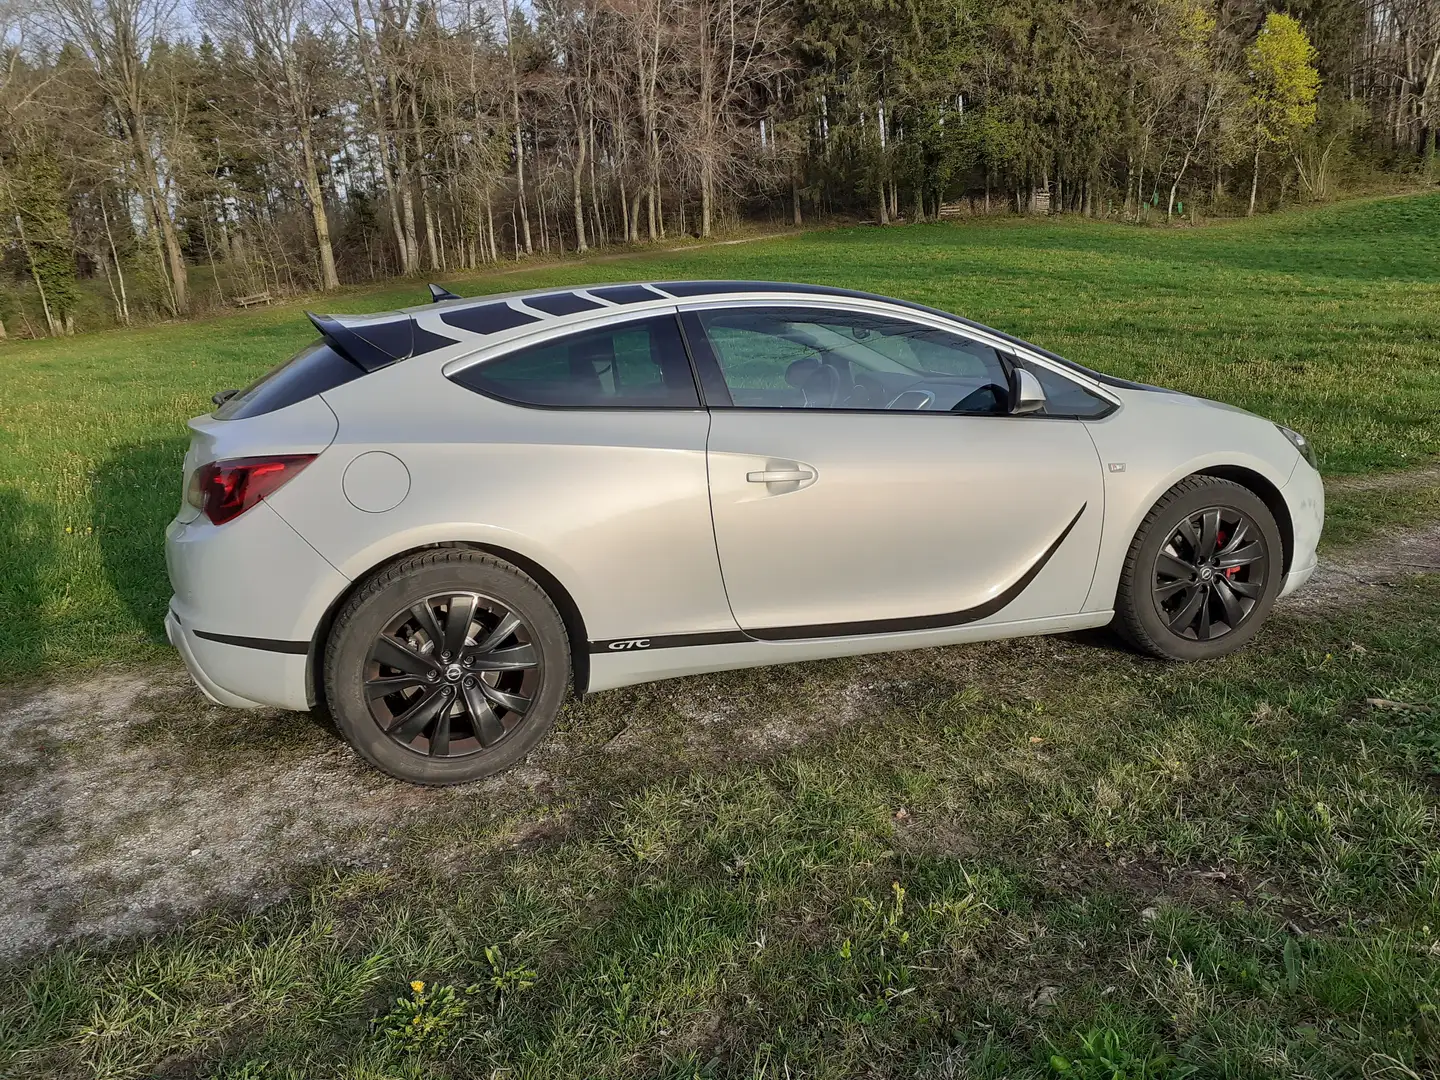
[325,550,570,785]
[1152,506,1269,642]
[1114,475,1284,661]
[366,592,540,758]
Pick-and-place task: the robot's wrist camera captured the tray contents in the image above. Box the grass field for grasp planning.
[2,194,1440,680]
[3,581,1438,1078]
[1,195,1439,1079]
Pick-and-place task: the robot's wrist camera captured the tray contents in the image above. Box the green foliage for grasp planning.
[1247,14,1321,146]
[4,153,80,333]
[1049,1026,1196,1080]
[375,979,479,1056]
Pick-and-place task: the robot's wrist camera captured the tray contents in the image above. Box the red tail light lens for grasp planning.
[191,455,317,525]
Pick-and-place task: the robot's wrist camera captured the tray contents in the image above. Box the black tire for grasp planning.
[1113,476,1283,661]
[324,550,570,785]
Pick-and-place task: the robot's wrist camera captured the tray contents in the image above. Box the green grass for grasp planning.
[3,582,1438,1078]
[2,193,1440,679]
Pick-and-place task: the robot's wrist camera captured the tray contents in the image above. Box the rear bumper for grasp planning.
[166,609,274,709]
[165,500,348,712]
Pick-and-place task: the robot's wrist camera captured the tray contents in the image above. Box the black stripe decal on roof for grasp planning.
[589,504,1086,653]
[526,292,603,316]
[441,303,540,334]
[589,284,666,305]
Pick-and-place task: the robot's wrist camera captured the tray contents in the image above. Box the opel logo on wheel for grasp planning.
[1198,566,1214,582]
[445,662,463,681]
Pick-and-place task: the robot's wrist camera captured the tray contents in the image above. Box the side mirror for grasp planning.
[1010,368,1047,416]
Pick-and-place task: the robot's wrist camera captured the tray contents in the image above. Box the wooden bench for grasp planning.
[235,291,272,308]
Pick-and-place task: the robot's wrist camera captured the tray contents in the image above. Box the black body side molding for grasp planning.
[194,630,310,655]
[588,504,1087,653]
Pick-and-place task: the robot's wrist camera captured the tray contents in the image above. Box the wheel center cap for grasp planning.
[445,663,463,681]
[1198,566,1214,582]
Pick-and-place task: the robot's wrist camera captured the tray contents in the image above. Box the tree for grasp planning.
[1246,12,1320,216]
[35,0,193,314]
[3,152,81,334]
[212,0,343,289]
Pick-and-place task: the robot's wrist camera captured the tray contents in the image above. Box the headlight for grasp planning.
[1276,424,1318,469]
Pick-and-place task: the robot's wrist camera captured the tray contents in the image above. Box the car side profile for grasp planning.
[165,280,1324,785]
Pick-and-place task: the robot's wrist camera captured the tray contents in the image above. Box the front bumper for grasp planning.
[1279,459,1325,598]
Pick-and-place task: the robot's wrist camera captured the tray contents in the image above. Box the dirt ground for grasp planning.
[1,519,1437,963]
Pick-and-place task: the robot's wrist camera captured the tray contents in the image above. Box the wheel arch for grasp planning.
[309,540,591,711]
[1195,465,1294,575]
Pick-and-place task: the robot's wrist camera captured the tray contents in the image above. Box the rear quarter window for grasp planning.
[449,315,700,408]
[215,343,363,420]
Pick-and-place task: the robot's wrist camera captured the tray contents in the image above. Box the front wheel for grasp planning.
[324,550,570,785]
[1114,476,1283,661]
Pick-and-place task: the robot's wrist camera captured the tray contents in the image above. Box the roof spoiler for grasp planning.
[428,283,460,302]
[306,311,458,373]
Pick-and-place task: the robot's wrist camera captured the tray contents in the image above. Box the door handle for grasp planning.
[747,469,815,483]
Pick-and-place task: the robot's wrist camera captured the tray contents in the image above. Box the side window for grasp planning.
[1020,360,1115,419]
[449,315,700,408]
[691,307,1012,414]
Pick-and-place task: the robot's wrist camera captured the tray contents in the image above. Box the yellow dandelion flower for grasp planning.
[410,980,425,994]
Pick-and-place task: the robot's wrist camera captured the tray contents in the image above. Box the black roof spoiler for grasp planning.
[428,283,460,302]
[306,311,458,373]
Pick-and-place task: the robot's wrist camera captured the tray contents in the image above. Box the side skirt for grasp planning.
[586,610,1115,694]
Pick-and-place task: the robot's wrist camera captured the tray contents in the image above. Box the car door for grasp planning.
[682,303,1107,638]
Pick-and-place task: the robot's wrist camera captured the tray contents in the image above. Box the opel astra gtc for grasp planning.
[165,281,1324,785]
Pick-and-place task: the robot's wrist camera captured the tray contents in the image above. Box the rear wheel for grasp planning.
[1114,476,1283,661]
[325,551,570,785]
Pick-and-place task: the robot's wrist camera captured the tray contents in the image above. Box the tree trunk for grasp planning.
[14,209,58,335]
[100,195,131,324]
[299,129,340,290]
[350,0,412,275]
[1249,144,1261,217]
[572,129,588,252]
[128,116,188,315]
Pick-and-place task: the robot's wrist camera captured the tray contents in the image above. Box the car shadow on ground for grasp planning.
[0,487,54,678]
[92,436,190,645]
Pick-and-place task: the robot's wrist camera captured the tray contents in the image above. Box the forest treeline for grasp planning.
[0,0,1437,337]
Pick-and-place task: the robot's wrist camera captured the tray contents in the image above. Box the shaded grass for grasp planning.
[2,193,1439,679]
[2,581,1438,1079]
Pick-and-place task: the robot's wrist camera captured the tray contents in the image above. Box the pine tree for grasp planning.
[5,153,80,335]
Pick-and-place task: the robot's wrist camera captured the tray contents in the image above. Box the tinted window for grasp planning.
[451,315,699,408]
[692,307,1012,414]
[1020,360,1115,419]
[214,342,363,420]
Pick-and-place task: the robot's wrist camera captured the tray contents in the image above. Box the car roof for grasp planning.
[311,280,1158,394]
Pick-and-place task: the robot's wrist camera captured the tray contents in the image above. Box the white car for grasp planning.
[165,281,1324,784]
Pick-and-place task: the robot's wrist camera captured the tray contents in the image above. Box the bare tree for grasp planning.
[211,0,342,288]
[34,0,191,314]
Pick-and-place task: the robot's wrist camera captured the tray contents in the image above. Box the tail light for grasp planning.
[187,455,317,525]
